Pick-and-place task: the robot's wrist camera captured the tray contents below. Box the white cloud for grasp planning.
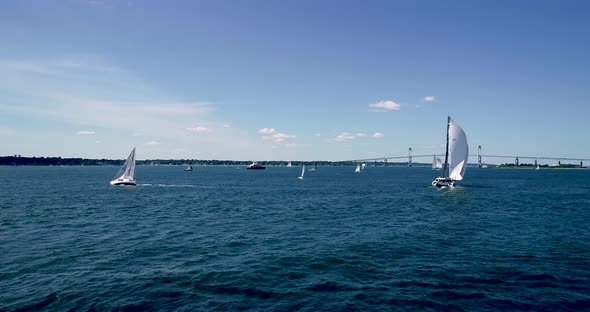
[372,132,385,139]
[368,100,400,112]
[335,132,356,142]
[145,141,161,145]
[356,133,368,138]
[258,128,277,134]
[222,124,231,128]
[423,96,435,102]
[271,133,295,143]
[186,126,211,133]
[77,130,96,135]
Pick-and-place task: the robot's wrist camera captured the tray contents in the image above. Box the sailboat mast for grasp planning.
[442,116,451,178]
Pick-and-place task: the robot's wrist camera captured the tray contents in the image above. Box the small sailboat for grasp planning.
[298,165,305,180]
[287,161,292,167]
[535,164,540,170]
[432,155,443,170]
[309,162,317,172]
[355,163,361,173]
[432,117,469,188]
[184,163,193,171]
[247,162,266,170]
[361,163,367,171]
[110,147,137,186]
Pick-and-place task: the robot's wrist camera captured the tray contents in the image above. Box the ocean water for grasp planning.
[1,166,589,311]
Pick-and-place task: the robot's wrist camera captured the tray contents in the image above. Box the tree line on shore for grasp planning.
[0,156,416,167]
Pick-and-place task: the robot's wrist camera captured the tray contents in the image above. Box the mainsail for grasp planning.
[113,147,136,181]
[444,118,469,181]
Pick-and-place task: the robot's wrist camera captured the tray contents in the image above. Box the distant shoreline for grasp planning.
[0,156,412,167]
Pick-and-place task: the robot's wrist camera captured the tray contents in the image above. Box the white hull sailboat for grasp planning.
[298,165,305,180]
[110,147,137,186]
[287,161,292,167]
[184,163,193,171]
[432,155,442,170]
[355,163,361,173]
[361,163,366,171]
[432,117,468,188]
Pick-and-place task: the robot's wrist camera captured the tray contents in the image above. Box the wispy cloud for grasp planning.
[145,141,161,145]
[335,132,356,142]
[368,100,400,112]
[372,132,384,139]
[186,126,211,133]
[335,132,375,142]
[0,57,215,139]
[271,133,296,143]
[258,128,277,134]
[423,96,435,102]
[77,130,96,135]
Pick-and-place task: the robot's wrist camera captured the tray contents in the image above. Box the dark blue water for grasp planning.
[1,166,589,311]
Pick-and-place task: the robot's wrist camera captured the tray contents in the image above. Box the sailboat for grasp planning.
[309,162,317,172]
[432,117,469,188]
[184,163,193,171]
[110,147,137,186]
[361,163,367,171]
[535,164,540,170]
[287,161,292,167]
[298,165,305,180]
[355,163,361,173]
[432,155,443,170]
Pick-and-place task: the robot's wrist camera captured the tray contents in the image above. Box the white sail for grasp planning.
[111,147,136,185]
[361,163,366,170]
[287,161,292,167]
[355,164,361,173]
[447,118,469,181]
[299,165,305,179]
[432,155,442,169]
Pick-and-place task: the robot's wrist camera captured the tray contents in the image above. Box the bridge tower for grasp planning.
[534,159,538,166]
[478,145,482,168]
[408,148,413,167]
[581,161,584,168]
[384,158,388,167]
[515,157,519,166]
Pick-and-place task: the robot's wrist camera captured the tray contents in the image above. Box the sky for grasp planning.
[0,0,589,162]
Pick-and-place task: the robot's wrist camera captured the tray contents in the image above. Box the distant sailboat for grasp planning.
[432,117,469,188]
[355,163,361,173]
[110,147,137,186]
[432,155,443,170]
[184,163,193,171]
[287,161,292,167]
[310,162,317,172]
[298,165,305,180]
[361,163,367,171]
[535,164,540,170]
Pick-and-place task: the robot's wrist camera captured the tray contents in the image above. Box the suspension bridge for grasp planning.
[348,146,590,168]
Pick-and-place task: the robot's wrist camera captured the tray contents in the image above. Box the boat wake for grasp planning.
[138,183,202,188]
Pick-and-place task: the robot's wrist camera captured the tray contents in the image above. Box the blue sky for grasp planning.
[0,0,589,162]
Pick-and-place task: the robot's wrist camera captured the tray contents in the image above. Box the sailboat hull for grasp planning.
[432,177,454,188]
[110,179,137,186]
